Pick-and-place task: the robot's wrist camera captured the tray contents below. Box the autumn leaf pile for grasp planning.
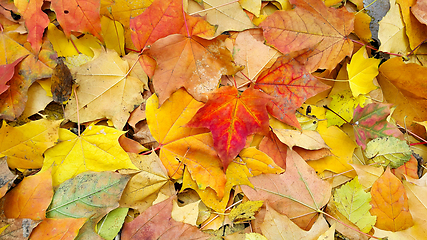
[2,0,427,239]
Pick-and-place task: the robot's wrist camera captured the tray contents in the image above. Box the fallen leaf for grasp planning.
[365,137,412,168]
[347,46,381,97]
[96,208,128,240]
[187,86,270,170]
[64,49,146,130]
[51,0,102,40]
[187,0,255,38]
[0,218,39,239]
[146,89,226,197]
[392,155,419,180]
[272,128,329,150]
[412,0,427,25]
[101,16,125,56]
[260,204,329,239]
[255,52,330,128]
[354,12,372,42]
[171,199,200,226]
[325,90,366,127]
[29,218,86,240]
[229,200,263,224]
[4,169,53,220]
[20,81,53,119]
[14,0,48,52]
[41,124,137,186]
[47,171,130,239]
[353,103,403,149]
[0,55,26,95]
[396,0,427,50]
[242,150,331,230]
[370,168,413,231]
[350,163,384,189]
[260,0,354,70]
[333,177,376,233]
[258,130,287,169]
[121,196,210,240]
[147,34,240,104]
[51,57,73,104]
[0,158,16,198]
[238,147,284,176]
[0,119,60,169]
[294,147,333,161]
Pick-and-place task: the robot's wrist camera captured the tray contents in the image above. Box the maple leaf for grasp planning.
[14,0,49,52]
[147,34,241,104]
[0,119,60,169]
[121,196,210,240]
[241,150,331,230]
[187,86,270,170]
[353,103,403,149]
[260,0,354,70]
[41,124,137,186]
[370,168,414,231]
[51,0,102,40]
[146,88,226,197]
[0,55,27,95]
[64,49,146,130]
[259,131,288,169]
[255,52,330,128]
[129,0,216,51]
[325,90,366,127]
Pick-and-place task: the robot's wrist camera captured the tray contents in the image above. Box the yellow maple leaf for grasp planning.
[0,119,61,169]
[64,49,147,130]
[101,16,125,56]
[41,124,137,186]
[347,46,381,97]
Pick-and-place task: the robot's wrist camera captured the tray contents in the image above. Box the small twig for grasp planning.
[397,123,427,145]
[73,85,81,137]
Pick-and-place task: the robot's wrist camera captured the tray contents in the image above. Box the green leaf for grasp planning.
[333,177,376,233]
[229,200,264,223]
[96,208,129,240]
[326,90,366,127]
[365,137,412,168]
[47,171,130,238]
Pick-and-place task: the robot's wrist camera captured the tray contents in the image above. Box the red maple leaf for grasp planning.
[255,52,330,128]
[187,86,270,171]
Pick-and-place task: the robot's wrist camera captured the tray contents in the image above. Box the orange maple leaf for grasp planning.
[187,86,270,171]
[260,0,354,70]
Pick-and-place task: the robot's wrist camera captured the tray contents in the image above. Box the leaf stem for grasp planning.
[350,39,408,59]
[313,75,349,82]
[396,123,427,146]
[73,85,81,137]
[323,105,352,125]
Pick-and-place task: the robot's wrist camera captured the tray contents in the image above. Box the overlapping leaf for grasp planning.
[187,86,270,170]
[353,103,403,149]
[146,88,226,197]
[41,124,137,186]
[365,136,412,168]
[147,34,241,104]
[30,218,87,240]
[242,150,332,230]
[51,0,102,40]
[260,0,354,70]
[370,168,414,231]
[255,52,330,128]
[0,55,26,95]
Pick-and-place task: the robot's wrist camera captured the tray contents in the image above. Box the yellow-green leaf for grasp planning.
[347,46,381,97]
[365,137,412,168]
[326,90,367,127]
[229,200,264,223]
[334,177,376,233]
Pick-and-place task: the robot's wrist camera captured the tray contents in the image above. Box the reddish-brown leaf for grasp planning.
[4,170,53,220]
[241,150,332,230]
[51,0,102,40]
[0,55,26,96]
[353,103,403,149]
[187,86,270,171]
[392,155,419,180]
[121,196,210,240]
[14,0,49,52]
[147,35,241,104]
[29,218,86,240]
[370,168,413,231]
[260,0,354,70]
[130,0,216,50]
[259,131,288,169]
[255,52,330,128]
